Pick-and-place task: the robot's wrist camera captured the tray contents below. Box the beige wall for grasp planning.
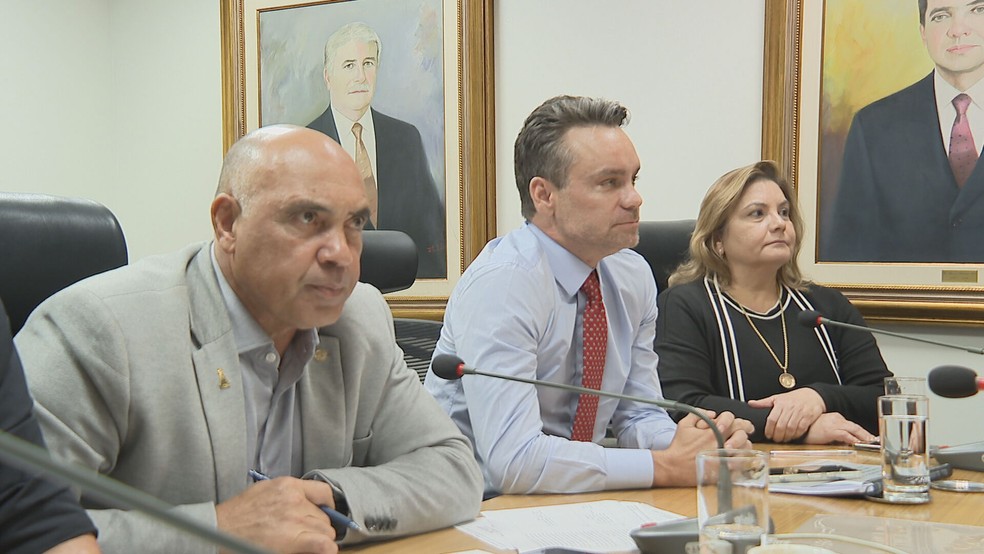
[0,0,220,261]
[2,0,982,446]
[494,0,765,233]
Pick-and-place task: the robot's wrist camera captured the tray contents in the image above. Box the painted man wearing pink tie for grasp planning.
[826,0,984,263]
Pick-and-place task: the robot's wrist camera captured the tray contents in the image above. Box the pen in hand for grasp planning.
[248,469,362,533]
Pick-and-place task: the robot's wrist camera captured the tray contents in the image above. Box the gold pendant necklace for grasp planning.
[736,292,793,389]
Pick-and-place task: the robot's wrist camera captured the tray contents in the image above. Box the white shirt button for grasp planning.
[265,352,278,364]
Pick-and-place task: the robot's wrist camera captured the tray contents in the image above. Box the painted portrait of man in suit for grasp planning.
[821,0,984,263]
[257,0,448,280]
[307,22,446,279]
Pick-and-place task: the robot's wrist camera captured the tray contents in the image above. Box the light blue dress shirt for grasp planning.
[424,223,676,494]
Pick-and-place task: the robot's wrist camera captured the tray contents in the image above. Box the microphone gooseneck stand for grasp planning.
[797,310,984,355]
[0,430,271,554]
[432,355,733,512]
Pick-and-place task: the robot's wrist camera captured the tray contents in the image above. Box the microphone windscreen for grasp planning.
[431,354,465,380]
[796,309,823,328]
[928,365,979,398]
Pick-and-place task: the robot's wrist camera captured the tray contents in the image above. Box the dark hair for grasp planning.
[919,0,927,25]
[513,95,629,219]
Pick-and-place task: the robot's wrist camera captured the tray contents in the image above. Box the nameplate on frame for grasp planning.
[941,270,978,284]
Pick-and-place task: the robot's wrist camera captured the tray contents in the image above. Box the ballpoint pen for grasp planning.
[769,463,862,481]
[247,469,362,533]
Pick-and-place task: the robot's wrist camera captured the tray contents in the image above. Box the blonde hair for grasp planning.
[667,160,807,289]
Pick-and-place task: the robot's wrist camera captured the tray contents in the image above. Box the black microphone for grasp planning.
[796,310,984,355]
[798,312,984,471]
[0,429,270,554]
[928,365,984,398]
[431,354,726,448]
[924,366,984,471]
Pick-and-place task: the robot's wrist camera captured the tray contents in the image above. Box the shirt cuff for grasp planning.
[603,448,656,490]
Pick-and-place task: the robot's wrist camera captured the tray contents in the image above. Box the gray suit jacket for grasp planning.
[15,242,482,553]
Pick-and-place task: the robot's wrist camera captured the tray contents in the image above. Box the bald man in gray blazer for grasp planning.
[15,126,482,554]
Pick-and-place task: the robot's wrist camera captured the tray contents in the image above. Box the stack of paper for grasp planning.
[769,460,882,496]
[455,500,684,554]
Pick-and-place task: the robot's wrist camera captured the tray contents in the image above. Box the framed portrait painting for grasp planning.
[220,0,495,320]
[764,0,984,324]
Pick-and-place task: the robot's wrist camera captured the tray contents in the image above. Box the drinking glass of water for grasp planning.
[878,394,930,504]
[697,449,769,553]
[884,376,926,396]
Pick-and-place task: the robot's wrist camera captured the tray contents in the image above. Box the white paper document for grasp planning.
[455,500,684,554]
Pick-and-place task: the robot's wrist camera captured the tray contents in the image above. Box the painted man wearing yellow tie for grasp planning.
[308,22,447,278]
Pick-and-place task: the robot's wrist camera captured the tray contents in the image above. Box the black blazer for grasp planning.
[308,107,447,278]
[0,299,96,553]
[825,72,984,262]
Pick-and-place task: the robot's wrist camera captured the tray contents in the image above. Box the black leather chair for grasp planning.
[0,192,128,335]
[360,230,418,294]
[631,219,696,293]
[359,230,441,382]
[392,319,443,383]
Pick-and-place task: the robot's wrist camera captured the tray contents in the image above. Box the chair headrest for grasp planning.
[0,192,128,334]
[360,230,418,294]
[630,219,696,293]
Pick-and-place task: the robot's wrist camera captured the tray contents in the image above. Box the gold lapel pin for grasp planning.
[217,368,231,389]
[314,348,328,362]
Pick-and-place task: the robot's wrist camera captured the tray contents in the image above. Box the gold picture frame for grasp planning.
[219,0,495,320]
[762,0,984,325]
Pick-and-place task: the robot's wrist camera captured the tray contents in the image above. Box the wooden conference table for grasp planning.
[347,444,984,553]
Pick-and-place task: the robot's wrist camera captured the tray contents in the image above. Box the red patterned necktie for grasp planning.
[571,270,607,442]
[949,93,979,188]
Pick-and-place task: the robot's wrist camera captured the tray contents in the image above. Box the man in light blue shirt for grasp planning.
[424,95,753,495]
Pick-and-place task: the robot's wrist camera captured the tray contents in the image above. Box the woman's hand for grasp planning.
[803,412,876,445]
[748,388,826,442]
